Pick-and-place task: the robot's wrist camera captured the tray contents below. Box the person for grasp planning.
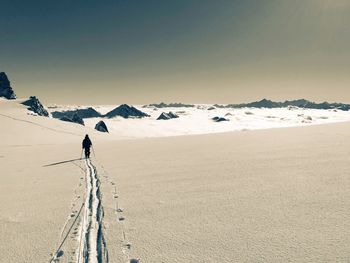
[82,134,92,158]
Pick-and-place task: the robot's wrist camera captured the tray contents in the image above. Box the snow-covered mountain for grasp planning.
[47,102,350,138]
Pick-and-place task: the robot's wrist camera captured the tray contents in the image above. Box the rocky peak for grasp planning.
[157,112,179,120]
[22,96,49,117]
[104,104,150,118]
[95,121,109,133]
[0,72,16,99]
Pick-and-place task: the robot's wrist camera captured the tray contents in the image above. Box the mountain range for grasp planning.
[214,99,350,111]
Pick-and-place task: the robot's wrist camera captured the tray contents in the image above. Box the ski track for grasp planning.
[50,158,141,263]
[50,159,108,263]
[77,159,108,263]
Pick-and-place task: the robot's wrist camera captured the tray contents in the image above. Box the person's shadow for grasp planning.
[43,158,83,167]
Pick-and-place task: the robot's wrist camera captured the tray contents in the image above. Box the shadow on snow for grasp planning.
[43,158,84,167]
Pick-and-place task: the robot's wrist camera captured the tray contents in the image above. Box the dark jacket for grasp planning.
[82,137,92,149]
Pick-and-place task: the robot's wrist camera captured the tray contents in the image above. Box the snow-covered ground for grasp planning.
[49,104,350,138]
[3,99,350,262]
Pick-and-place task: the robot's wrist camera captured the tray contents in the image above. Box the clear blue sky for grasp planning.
[1,0,349,104]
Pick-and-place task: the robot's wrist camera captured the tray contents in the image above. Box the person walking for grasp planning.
[82,134,92,158]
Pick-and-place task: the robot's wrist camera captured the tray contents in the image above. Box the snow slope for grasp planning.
[96,123,350,262]
[0,99,105,262]
[3,98,350,262]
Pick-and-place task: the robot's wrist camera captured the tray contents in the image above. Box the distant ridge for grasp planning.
[51,107,102,119]
[60,113,85,126]
[214,99,350,111]
[144,102,195,108]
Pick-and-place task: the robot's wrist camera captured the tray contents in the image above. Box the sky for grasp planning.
[1,0,350,105]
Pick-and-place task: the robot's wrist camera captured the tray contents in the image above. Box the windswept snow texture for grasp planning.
[49,104,350,138]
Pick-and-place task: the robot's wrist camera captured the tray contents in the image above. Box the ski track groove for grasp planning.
[49,159,108,263]
[77,159,108,263]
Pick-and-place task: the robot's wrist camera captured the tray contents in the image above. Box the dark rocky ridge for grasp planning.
[212,116,229,122]
[95,121,108,132]
[105,104,149,118]
[22,96,49,117]
[60,113,84,125]
[157,112,179,120]
[214,99,350,111]
[51,107,101,119]
[0,72,16,99]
